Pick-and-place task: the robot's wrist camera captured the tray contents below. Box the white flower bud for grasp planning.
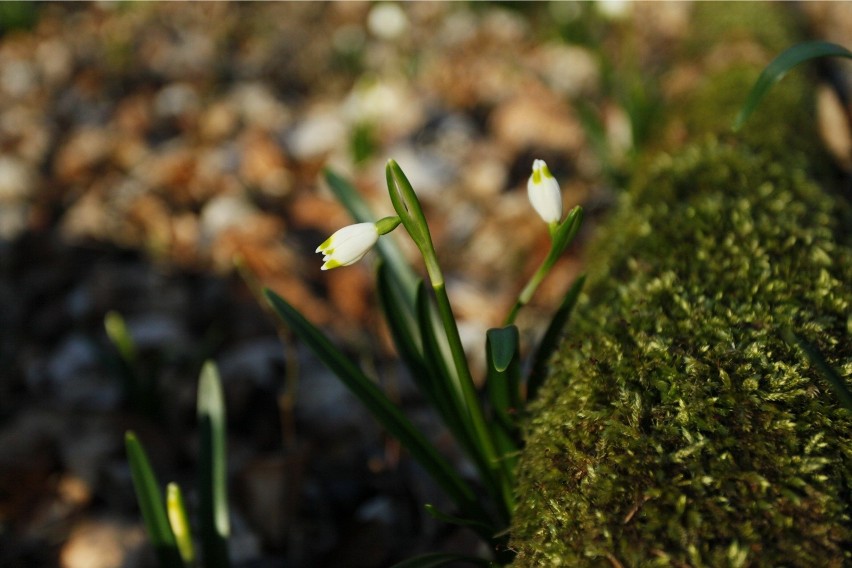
[527,159,563,224]
[316,222,379,270]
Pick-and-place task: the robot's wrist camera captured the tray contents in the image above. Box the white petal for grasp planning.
[527,160,563,224]
[316,222,378,269]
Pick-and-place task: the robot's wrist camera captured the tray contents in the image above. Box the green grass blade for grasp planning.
[416,284,464,406]
[377,265,460,424]
[263,288,490,525]
[423,503,496,533]
[485,327,521,468]
[550,206,584,260]
[487,326,519,375]
[166,483,195,565]
[197,361,230,568]
[486,326,522,418]
[486,326,522,420]
[527,275,586,401]
[376,263,424,368]
[105,311,137,364]
[785,330,852,412]
[391,553,494,568]
[379,267,476,455]
[105,311,162,417]
[125,431,184,568]
[414,283,482,460]
[323,167,420,300]
[733,41,852,131]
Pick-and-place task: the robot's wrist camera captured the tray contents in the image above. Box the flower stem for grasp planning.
[504,206,584,326]
[432,277,515,517]
[504,260,550,326]
[386,159,515,517]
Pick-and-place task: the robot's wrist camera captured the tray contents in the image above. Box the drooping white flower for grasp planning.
[316,216,401,270]
[527,159,563,224]
[316,222,379,270]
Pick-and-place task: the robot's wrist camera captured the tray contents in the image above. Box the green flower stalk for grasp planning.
[504,159,583,326]
[385,159,514,515]
[268,157,588,564]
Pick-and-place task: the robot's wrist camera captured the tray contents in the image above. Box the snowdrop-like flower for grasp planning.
[527,159,563,225]
[316,217,400,270]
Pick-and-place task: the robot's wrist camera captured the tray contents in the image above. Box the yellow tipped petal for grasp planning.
[315,222,379,269]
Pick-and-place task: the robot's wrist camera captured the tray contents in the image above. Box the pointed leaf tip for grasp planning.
[487,326,520,373]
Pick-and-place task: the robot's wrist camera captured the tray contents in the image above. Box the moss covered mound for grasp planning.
[510,139,852,566]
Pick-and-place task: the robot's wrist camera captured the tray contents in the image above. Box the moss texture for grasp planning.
[511,138,852,566]
[510,5,851,567]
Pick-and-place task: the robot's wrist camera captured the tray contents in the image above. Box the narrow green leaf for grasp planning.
[377,265,464,436]
[487,326,519,374]
[125,431,184,568]
[527,275,586,400]
[550,206,584,260]
[423,503,495,533]
[198,361,230,568]
[430,281,515,520]
[785,330,852,412]
[105,311,162,418]
[486,326,522,421]
[416,284,464,405]
[105,311,136,364]
[105,312,139,406]
[263,288,492,528]
[733,41,852,131]
[166,483,195,565]
[391,553,494,568]
[485,326,522,465]
[377,264,427,376]
[414,283,482,464]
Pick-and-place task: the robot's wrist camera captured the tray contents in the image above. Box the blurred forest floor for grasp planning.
[0,2,850,567]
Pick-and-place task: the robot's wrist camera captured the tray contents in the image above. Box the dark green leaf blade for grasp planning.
[550,206,584,260]
[785,330,852,412]
[423,503,495,532]
[391,553,494,568]
[485,326,522,420]
[125,431,184,568]
[733,41,852,131]
[263,288,489,526]
[527,275,586,400]
[487,326,519,374]
[377,265,462,426]
[413,283,484,464]
[198,361,230,568]
[105,310,136,364]
[485,326,522,465]
[377,263,426,375]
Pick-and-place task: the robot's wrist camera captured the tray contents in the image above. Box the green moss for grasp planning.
[675,64,818,157]
[685,3,799,60]
[510,139,852,566]
[510,3,852,563]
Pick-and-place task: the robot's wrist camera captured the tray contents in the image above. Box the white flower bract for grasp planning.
[527,159,563,224]
[316,222,379,270]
